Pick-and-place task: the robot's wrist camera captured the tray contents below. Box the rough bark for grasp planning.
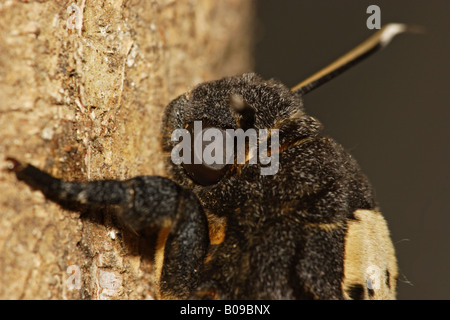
[0,0,253,299]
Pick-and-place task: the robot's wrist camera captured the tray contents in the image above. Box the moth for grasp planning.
[7,24,409,300]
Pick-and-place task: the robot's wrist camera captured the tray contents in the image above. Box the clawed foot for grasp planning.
[5,157,24,172]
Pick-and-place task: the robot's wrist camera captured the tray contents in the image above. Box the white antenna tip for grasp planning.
[379,23,409,46]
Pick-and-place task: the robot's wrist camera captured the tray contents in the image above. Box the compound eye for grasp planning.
[182,124,232,186]
[183,161,229,186]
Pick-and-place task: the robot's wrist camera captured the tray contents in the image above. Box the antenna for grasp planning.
[291,24,419,96]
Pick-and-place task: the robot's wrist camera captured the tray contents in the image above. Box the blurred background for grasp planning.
[254,0,449,300]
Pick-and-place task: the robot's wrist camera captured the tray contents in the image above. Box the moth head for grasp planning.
[161,73,311,187]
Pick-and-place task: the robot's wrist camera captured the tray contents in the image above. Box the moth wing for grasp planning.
[342,209,398,299]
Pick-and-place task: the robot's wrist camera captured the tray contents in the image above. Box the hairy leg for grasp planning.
[7,158,210,298]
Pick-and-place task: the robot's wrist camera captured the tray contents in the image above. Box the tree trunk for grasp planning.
[0,0,254,299]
